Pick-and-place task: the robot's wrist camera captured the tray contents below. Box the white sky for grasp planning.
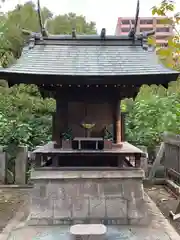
[1,0,180,34]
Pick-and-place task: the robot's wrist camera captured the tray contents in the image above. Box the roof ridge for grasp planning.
[27,35,144,48]
[33,34,140,41]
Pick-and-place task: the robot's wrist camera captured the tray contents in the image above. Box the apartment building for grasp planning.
[115,17,173,46]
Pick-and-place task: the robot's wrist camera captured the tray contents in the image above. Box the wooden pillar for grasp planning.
[121,112,126,142]
[55,97,68,147]
[113,99,121,144]
[52,112,56,141]
[135,153,141,168]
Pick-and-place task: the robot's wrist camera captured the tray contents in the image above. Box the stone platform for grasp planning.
[5,194,180,240]
[29,169,145,225]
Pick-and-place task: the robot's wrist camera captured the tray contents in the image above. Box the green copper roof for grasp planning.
[0,35,179,78]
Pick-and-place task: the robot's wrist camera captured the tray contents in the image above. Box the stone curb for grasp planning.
[0,185,33,189]
[145,193,180,240]
[143,178,165,185]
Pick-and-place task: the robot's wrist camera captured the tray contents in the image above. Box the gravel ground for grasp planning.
[145,184,180,235]
[0,189,29,232]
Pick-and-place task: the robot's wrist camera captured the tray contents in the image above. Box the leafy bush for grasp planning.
[125,82,180,147]
[0,84,54,183]
[0,84,55,150]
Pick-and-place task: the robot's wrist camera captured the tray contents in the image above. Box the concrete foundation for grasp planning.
[28,169,147,226]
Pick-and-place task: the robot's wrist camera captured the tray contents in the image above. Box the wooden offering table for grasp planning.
[33,141,144,168]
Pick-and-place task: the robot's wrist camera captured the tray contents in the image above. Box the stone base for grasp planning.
[28,169,147,226]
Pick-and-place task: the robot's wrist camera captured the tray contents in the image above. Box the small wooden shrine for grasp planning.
[0,0,179,225]
[0,32,178,168]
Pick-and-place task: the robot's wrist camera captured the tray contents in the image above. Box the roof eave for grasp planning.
[1,71,179,87]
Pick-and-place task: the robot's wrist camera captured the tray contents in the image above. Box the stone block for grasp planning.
[89,219,102,224]
[37,218,53,225]
[122,180,144,201]
[106,198,127,218]
[127,199,147,220]
[39,185,47,198]
[70,224,107,240]
[28,217,53,226]
[27,218,40,226]
[46,181,59,200]
[113,219,128,225]
[54,197,72,219]
[73,220,86,225]
[31,185,41,199]
[30,197,53,219]
[72,198,89,218]
[129,217,150,225]
[53,219,73,225]
[89,197,105,218]
[103,181,123,197]
[82,181,100,197]
[102,219,128,225]
[31,182,48,199]
[62,181,80,198]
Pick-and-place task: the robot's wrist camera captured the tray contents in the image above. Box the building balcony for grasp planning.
[139,24,154,28]
[120,24,131,28]
[156,39,168,44]
[119,32,129,35]
[156,23,172,27]
[155,32,172,36]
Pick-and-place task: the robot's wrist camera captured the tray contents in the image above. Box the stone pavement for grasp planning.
[2,194,180,240]
[5,225,178,240]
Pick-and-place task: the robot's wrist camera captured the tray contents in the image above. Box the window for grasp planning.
[121,28,129,32]
[157,19,167,24]
[156,42,168,47]
[121,19,135,25]
[140,19,153,24]
[162,43,168,47]
[156,36,168,40]
[121,20,130,25]
[156,28,169,32]
[140,28,153,32]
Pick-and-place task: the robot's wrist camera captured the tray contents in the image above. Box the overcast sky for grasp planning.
[1,0,180,34]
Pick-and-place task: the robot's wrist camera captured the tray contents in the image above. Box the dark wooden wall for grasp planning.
[68,102,113,138]
[53,86,122,142]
